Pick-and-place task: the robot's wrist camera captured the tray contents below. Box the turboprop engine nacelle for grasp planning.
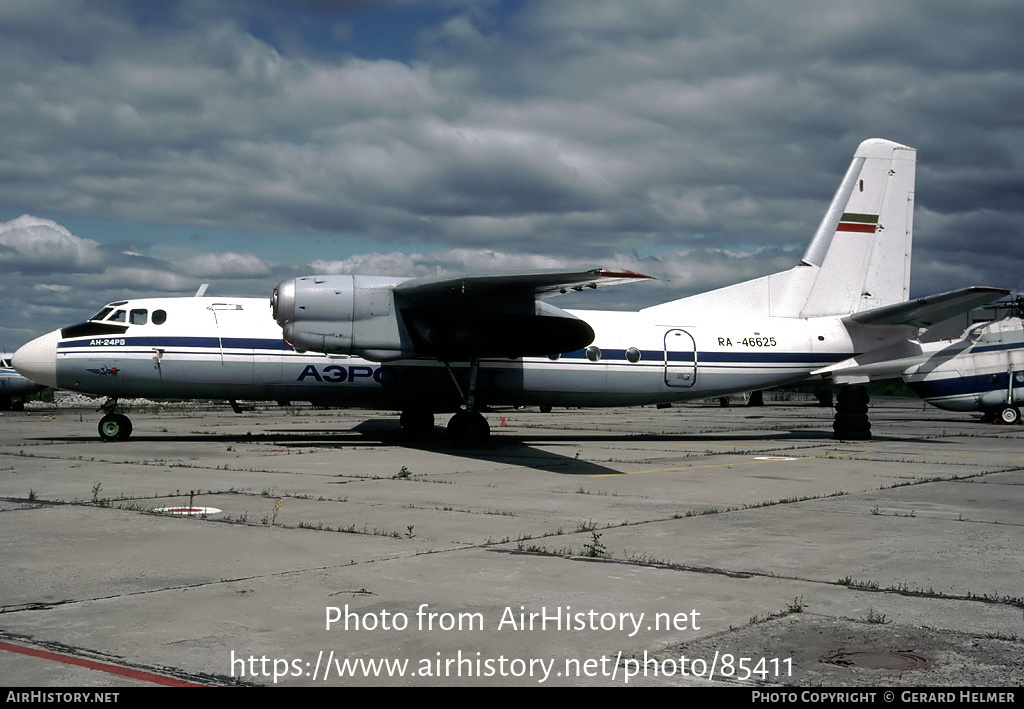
[273,273,599,362]
[272,275,416,361]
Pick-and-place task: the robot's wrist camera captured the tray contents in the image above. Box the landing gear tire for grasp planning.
[833,384,872,440]
[998,406,1021,425]
[447,411,490,448]
[400,408,435,437]
[98,413,133,442]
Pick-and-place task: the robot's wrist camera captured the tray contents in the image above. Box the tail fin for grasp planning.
[797,138,916,316]
[641,138,916,320]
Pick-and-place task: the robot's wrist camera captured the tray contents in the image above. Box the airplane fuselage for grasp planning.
[14,139,1009,441]
[22,296,862,412]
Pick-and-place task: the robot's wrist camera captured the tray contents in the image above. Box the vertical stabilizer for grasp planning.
[640,138,917,321]
[799,138,915,316]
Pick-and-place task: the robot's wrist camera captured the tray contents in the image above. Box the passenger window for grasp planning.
[152,310,167,325]
[130,309,148,325]
[108,310,126,322]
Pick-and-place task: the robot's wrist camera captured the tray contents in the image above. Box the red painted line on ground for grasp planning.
[0,641,204,687]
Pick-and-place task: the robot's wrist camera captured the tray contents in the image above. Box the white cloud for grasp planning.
[182,252,271,278]
[0,215,102,272]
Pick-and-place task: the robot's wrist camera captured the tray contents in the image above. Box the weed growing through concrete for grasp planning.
[862,608,890,624]
[574,519,597,533]
[748,598,807,626]
[581,531,607,558]
[836,576,880,589]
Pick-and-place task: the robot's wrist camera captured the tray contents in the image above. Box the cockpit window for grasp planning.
[152,310,167,325]
[130,309,147,325]
[90,307,113,322]
[108,310,126,322]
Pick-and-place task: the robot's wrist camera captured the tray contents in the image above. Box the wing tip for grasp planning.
[590,268,655,280]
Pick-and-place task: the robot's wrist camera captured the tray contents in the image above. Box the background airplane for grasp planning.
[1,350,46,411]
[819,307,1024,425]
[14,139,1008,444]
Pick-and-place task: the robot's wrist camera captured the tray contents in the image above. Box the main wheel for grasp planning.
[98,413,133,441]
[446,411,490,447]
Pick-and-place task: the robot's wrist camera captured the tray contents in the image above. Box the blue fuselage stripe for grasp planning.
[60,338,846,369]
[58,337,294,351]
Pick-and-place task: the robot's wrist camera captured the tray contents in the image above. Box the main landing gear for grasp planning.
[398,406,489,446]
[397,359,492,446]
[442,358,491,447]
[833,385,871,440]
[97,398,133,442]
[446,409,490,447]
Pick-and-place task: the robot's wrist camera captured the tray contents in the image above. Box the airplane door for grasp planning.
[664,329,697,388]
[206,303,255,384]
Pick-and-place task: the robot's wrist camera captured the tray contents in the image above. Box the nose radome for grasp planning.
[12,330,59,389]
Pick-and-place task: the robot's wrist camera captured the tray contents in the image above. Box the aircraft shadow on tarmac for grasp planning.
[28,415,963,478]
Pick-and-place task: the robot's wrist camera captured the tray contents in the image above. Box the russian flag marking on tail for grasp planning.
[837,212,879,233]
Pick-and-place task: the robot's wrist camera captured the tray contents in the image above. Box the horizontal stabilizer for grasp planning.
[844,286,1009,328]
[812,343,932,383]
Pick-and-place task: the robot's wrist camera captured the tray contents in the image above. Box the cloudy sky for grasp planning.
[2,0,1022,346]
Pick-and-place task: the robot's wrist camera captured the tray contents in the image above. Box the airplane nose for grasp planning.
[12,330,60,389]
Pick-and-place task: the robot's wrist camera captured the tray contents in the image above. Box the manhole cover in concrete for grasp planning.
[821,649,929,670]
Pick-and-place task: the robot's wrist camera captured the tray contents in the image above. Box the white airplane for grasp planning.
[817,313,1024,425]
[14,139,1008,443]
[1,351,46,411]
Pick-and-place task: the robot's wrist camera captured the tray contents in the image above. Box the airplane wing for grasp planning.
[274,269,653,361]
[394,269,653,359]
[844,286,1009,328]
[393,268,653,301]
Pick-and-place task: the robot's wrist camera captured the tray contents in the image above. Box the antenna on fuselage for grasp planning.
[194,284,210,297]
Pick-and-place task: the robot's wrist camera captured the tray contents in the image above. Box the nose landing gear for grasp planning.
[97,398,133,441]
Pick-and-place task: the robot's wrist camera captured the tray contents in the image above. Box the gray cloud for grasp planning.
[1,1,1021,344]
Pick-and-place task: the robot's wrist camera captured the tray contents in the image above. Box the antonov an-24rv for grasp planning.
[14,139,1007,444]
